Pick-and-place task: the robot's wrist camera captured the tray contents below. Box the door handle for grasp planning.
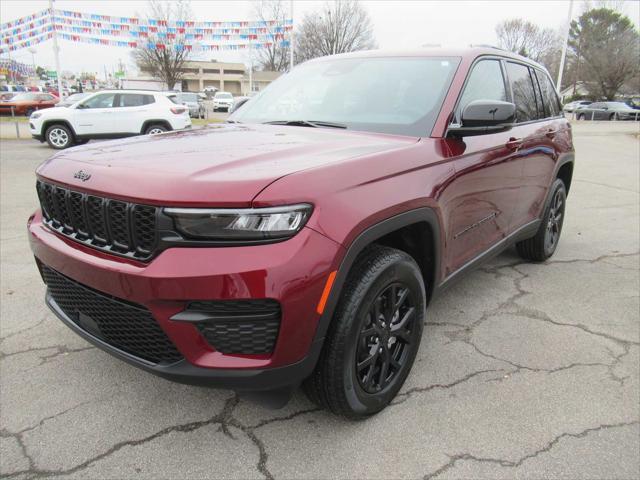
[506,137,523,150]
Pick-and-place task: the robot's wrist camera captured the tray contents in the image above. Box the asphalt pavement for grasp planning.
[1,122,638,479]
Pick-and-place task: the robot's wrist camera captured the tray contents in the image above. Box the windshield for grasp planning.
[215,92,233,99]
[180,93,199,102]
[10,93,38,102]
[230,56,460,136]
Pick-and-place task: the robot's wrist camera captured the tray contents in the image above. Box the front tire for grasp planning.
[45,124,74,149]
[516,178,567,262]
[303,245,425,419]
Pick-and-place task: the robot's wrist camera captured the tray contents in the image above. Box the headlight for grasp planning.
[164,204,312,241]
[31,112,42,119]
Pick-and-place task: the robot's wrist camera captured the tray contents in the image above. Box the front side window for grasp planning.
[457,59,507,120]
[506,62,539,123]
[231,56,461,137]
[81,93,117,109]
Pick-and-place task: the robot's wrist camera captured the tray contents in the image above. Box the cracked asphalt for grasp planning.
[1,121,639,479]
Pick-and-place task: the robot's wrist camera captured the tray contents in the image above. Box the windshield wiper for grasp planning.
[263,120,347,129]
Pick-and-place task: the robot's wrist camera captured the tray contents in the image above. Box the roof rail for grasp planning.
[470,44,509,52]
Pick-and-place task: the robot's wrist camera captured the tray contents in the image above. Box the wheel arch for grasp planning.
[313,208,442,344]
[141,120,172,134]
[42,119,77,138]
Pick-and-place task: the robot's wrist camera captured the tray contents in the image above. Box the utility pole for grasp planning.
[249,39,253,94]
[556,0,574,91]
[289,0,294,71]
[49,0,64,98]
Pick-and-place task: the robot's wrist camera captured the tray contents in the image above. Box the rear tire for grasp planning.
[516,178,567,262]
[45,124,74,149]
[303,245,425,419]
[24,108,34,117]
[145,124,168,135]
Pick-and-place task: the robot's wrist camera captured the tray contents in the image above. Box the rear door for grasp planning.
[113,93,156,133]
[504,62,561,228]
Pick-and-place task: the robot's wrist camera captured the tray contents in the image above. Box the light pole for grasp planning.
[49,0,64,98]
[289,0,294,71]
[556,0,574,91]
[28,47,37,78]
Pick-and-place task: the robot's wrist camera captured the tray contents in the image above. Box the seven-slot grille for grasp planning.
[41,265,183,365]
[36,180,158,260]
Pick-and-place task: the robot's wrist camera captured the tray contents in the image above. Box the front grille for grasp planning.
[41,265,183,365]
[188,300,281,355]
[36,181,158,260]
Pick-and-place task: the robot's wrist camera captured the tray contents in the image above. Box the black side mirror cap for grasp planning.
[448,100,516,137]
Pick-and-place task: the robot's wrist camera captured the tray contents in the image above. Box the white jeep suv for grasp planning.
[30,90,192,149]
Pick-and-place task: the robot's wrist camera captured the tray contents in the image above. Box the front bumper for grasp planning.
[29,210,342,390]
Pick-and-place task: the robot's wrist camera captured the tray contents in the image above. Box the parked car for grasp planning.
[28,48,573,418]
[575,101,640,121]
[29,89,192,149]
[177,91,206,118]
[213,91,234,111]
[0,92,59,116]
[563,100,591,113]
[56,92,92,108]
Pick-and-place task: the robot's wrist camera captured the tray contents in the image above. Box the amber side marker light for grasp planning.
[317,270,338,315]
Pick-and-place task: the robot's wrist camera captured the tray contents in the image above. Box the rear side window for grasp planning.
[118,94,155,107]
[457,59,507,119]
[506,62,539,123]
[535,70,561,117]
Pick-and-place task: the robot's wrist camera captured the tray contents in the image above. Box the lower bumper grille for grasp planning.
[181,300,281,355]
[41,265,183,365]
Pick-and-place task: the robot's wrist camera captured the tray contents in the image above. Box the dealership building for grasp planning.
[138,59,281,95]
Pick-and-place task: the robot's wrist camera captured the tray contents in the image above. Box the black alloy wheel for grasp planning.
[356,283,416,393]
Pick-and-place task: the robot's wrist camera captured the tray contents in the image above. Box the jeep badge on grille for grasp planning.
[73,170,91,182]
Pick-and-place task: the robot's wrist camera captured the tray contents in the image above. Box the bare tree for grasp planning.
[295,0,376,63]
[495,18,561,64]
[131,0,193,90]
[252,0,291,72]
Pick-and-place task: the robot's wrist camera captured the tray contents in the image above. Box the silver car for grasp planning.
[177,92,206,119]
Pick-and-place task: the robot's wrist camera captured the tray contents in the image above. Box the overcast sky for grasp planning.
[2,0,639,77]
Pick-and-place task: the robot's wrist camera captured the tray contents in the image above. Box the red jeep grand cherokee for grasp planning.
[28,48,573,418]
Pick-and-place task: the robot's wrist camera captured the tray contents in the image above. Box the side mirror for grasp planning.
[449,100,515,137]
[230,97,250,113]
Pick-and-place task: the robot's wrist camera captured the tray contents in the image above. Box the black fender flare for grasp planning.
[312,207,442,345]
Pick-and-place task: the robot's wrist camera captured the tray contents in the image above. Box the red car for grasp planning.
[0,92,59,116]
[28,48,573,418]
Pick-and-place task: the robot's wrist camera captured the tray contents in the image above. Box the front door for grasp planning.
[73,92,118,135]
[441,58,522,276]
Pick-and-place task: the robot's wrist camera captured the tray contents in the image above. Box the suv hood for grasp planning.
[36,124,417,207]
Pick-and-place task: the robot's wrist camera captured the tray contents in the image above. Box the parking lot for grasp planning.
[0,122,638,479]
